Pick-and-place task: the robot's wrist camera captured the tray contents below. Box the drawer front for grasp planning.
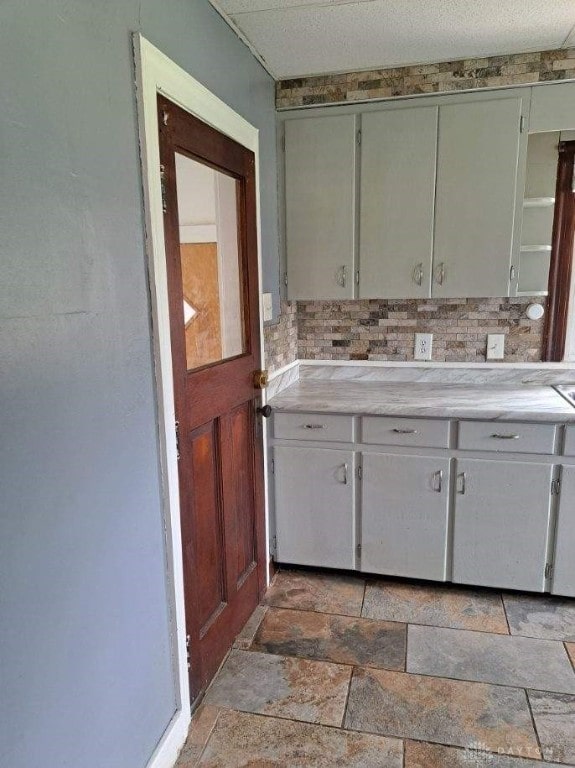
[458,421,556,454]
[564,426,575,457]
[362,416,450,448]
[273,412,354,442]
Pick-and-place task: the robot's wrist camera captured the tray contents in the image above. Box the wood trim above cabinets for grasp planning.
[543,141,575,361]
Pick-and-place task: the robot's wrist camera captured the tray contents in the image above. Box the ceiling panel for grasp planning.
[211,0,575,79]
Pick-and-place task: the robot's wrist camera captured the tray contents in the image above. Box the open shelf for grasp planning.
[523,197,556,208]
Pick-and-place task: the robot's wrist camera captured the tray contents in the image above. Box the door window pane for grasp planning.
[175,152,246,371]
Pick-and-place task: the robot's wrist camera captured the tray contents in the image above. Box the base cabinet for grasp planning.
[552,466,575,597]
[361,453,450,581]
[273,446,355,570]
[452,459,553,592]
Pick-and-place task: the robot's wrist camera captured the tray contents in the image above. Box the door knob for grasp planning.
[257,404,272,418]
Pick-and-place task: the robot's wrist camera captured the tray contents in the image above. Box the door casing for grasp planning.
[134,33,269,768]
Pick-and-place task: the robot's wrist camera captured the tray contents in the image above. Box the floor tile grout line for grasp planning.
[525,688,545,762]
[501,591,513,635]
[359,579,367,617]
[565,642,575,674]
[193,708,222,767]
[340,665,355,729]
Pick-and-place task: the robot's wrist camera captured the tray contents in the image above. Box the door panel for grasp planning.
[452,459,552,591]
[285,115,356,299]
[274,446,355,570]
[433,97,524,297]
[552,466,575,597]
[360,107,437,299]
[361,453,450,581]
[159,95,266,700]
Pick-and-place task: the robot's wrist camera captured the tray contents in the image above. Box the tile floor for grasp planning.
[176,569,575,767]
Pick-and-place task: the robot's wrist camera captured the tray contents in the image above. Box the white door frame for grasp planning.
[133,34,268,768]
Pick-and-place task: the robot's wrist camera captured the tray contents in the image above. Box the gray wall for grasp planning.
[0,2,279,766]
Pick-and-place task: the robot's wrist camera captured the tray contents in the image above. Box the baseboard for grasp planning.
[146,707,190,768]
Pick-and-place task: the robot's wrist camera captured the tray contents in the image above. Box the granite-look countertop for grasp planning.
[268,380,575,422]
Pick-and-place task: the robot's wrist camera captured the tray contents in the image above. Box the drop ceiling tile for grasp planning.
[218,0,575,79]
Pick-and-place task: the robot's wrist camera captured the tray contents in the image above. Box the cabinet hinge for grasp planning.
[356,543,362,557]
[271,458,275,475]
[281,134,286,152]
[357,464,363,480]
[357,129,362,146]
[510,264,516,281]
[545,563,554,579]
[551,478,561,495]
[160,164,168,214]
[284,271,288,287]
[175,420,180,460]
[355,269,360,286]
[520,115,527,133]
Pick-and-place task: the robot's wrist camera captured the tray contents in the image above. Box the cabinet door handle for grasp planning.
[491,433,520,440]
[433,469,443,493]
[435,262,445,285]
[339,463,348,485]
[337,265,347,287]
[457,472,466,495]
[304,423,325,430]
[392,428,418,434]
[412,262,423,286]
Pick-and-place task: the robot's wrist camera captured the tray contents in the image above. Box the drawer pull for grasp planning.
[339,463,348,485]
[491,433,520,440]
[392,428,418,434]
[433,469,443,493]
[304,424,326,430]
[457,472,467,495]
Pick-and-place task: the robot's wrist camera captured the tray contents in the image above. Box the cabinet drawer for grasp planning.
[362,416,450,448]
[458,421,556,454]
[273,412,354,442]
[564,426,575,457]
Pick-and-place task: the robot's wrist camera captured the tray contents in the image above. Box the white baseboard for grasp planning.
[146,708,190,768]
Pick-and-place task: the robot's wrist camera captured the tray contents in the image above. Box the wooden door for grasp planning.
[158,95,266,701]
[359,107,438,299]
[433,96,525,298]
[552,466,575,597]
[361,453,450,581]
[284,115,356,299]
[452,459,553,591]
[273,446,355,569]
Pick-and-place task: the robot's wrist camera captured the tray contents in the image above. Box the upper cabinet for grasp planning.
[433,97,526,298]
[359,107,438,299]
[284,114,357,299]
[281,85,570,301]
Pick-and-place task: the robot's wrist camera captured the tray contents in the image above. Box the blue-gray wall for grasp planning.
[0,2,279,766]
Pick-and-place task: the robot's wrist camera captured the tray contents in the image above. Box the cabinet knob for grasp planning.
[257,405,272,418]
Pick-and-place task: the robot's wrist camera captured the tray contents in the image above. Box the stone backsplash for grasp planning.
[277,48,575,108]
[264,298,546,371]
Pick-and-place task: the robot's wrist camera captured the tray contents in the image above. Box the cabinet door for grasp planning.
[453,459,553,591]
[273,446,355,569]
[359,107,437,298]
[530,83,575,133]
[552,466,575,597]
[284,115,356,299]
[433,97,524,297]
[361,453,450,581]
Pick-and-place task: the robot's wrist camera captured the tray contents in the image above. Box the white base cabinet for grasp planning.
[552,466,575,597]
[361,453,450,581]
[273,446,355,570]
[452,459,553,592]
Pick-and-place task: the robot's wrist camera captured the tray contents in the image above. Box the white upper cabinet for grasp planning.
[530,82,575,133]
[284,114,357,299]
[433,97,525,298]
[359,107,438,298]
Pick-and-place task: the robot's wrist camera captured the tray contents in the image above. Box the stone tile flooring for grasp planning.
[176,569,575,767]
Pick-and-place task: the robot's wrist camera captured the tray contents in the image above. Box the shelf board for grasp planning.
[523,197,556,208]
[520,245,552,253]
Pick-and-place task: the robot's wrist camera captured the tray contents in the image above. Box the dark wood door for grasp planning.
[158,95,266,701]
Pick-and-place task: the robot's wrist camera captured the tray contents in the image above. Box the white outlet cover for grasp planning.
[262,292,273,322]
[487,333,505,360]
[414,333,433,361]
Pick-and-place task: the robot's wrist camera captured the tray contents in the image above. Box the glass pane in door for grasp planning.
[174,152,246,371]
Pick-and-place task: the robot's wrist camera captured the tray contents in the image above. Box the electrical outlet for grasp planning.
[487,333,505,360]
[262,293,273,322]
[414,333,433,361]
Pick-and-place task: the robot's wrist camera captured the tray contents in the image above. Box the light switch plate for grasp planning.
[487,333,505,360]
[414,333,433,361]
[262,293,273,322]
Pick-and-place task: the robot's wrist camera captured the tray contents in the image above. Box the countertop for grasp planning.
[268,380,575,422]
